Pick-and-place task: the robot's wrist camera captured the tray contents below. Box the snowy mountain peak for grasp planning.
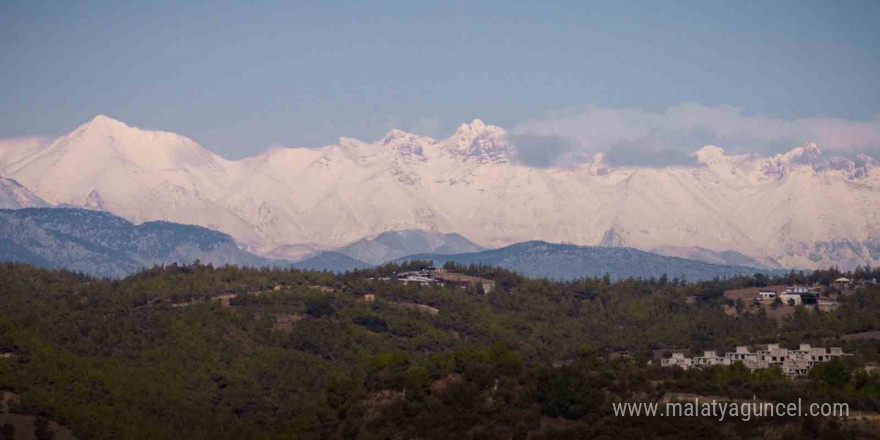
[455,119,488,134]
[59,115,224,172]
[380,129,432,155]
[856,154,875,167]
[2,117,878,270]
[755,142,875,180]
[0,175,49,209]
[381,129,410,141]
[770,142,822,162]
[788,142,823,162]
[87,114,128,128]
[70,114,141,140]
[444,119,510,163]
[760,142,824,178]
[825,154,873,179]
[70,115,207,150]
[802,142,821,155]
[378,131,433,180]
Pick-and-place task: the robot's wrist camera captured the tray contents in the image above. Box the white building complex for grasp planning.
[660,344,847,377]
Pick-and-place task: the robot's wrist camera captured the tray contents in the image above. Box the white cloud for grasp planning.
[508,134,575,168]
[0,136,53,165]
[0,136,51,149]
[512,103,880,164]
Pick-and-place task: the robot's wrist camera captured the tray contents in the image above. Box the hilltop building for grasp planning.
[396,270,439,286]
[779,292,803,306]
[754,285,820,306]
[392,269,495,292]
[757,290,777,300]
[660,343,848,377]
[432,269,495,293]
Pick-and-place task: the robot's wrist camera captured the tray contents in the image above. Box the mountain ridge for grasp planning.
[395,240,787,281]
[0,115,877,269]
[0,175,49,209]
[0,207,279,277]
[291,251,370,272]
[334,229,484,265]
[0,205,800,280]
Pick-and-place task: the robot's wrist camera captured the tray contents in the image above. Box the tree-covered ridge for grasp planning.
[0,262,878,439]
[395,241,789,281]
[0,208,277,277]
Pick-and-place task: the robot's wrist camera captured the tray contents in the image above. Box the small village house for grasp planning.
[779,292,802,306]
[756,290,777,301]
[784,285,812,294]
[660,343,849,378]
[834,277,851,287]
[661,352,694,370]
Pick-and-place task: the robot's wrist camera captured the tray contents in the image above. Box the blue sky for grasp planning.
[2,0,879,160]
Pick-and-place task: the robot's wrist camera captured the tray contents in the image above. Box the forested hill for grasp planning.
[1,262,879,439]
[291,251,371,272]
[0,208,278,277]
[397,241,784,281]
[0,208,788,281]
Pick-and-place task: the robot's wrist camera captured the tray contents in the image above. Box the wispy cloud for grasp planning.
[0,136,52,159]
[512,103,880,166]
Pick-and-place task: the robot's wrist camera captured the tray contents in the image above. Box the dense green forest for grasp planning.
[1,262,879,439]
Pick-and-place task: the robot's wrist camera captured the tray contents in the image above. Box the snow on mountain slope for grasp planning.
[651,245,782,269]
[0,115,877,269]
[0,116,262,245]
[0,176,49,209]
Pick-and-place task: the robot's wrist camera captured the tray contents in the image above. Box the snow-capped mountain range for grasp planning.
[0,115,877,269]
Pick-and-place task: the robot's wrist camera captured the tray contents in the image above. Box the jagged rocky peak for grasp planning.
[444,119,511,163]
[790,142,823,163]
[825,154,873,179]
[376,130,430,184]
[771,142,823,166]
[760,142,873,180]
[760,142,822,178]
[3,115,878,271]
[456,118,488,133]
[379,129,431,159]
[85,189,105,210]
[599,227,626,247]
